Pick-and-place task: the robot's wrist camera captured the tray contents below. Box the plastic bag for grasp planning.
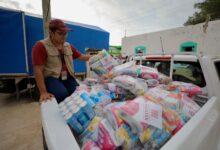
[144,88,185,132]
[81,140,100,150]
[166,81,203,97]
[59,95,95,134]
[113,75,148,96]
[89,50,118,77]
[116,123,142,150]
[108,97,171,149]
[146,87,200,124]
[118,97,163,132]
[179,94,200,122]
[95,119,122,149]
[90,85,112,107]
[158,73,172,85]
[145,87,181,111]
[136,65,159,80]
[111,61,137,77]
[83,78,99,86]
[80,117,102,144]
[146,79,159,87]
[104,102,126,130]
[140,126,171,149]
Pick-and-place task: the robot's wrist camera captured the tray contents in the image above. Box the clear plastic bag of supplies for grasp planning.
[140,125,171,149]
[145,87,181,111]
[111,61,137,77]
[104,97,173,149]
[58,96,95,134]
[83,78,99,86]
[116,96,183,134]
[179,94,200,122]
[112,75,148,96]
[146,79,159,87]
[103,83,136,101]
[80,117,102,144]
[144,87,199,127]
[166,81,203,97]
[117,97,163,133]
[89,50,118,77]
[158,73,172,85]
[104,102,126,130]
[136,65,159,80]
[81,119,122,150]
[81,140,100,150]
[90,85,112,107]
[116,123,143,150]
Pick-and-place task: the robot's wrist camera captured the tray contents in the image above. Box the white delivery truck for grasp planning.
[41,53,220,150]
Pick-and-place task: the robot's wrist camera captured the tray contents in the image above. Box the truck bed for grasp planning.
[41,96,220,150]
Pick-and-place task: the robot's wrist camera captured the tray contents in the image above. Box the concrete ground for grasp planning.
[0,93,43,150]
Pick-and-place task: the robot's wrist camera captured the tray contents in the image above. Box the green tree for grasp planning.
[184,0,220,26]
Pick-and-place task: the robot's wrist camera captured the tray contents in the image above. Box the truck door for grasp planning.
[199,57,220,98]
[172,60,206,88]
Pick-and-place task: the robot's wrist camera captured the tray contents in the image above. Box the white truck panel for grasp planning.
[41,98,80,150]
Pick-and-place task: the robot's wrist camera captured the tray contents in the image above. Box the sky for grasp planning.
[0,0,203,45]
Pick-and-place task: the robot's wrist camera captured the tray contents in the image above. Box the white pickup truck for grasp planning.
[41,54,220,150]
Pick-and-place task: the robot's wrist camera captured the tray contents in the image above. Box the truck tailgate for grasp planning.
[41,98,80,150]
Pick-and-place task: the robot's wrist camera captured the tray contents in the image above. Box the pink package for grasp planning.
[82,140,100,150]
[117,97,163,133]
[95,119,121,150]
[137,65,159,80]
[143,90,184,133]
[180,94,200,118]
[104,103,125,130]
[167,81,203,97]
[145,87,181,111]
[162,108,184,134]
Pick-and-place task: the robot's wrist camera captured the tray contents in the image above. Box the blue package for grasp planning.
[80,92,95,107]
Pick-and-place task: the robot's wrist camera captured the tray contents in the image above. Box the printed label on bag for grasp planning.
[143,101,162,129]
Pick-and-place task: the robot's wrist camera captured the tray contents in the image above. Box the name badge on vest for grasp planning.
[61,70,67,80]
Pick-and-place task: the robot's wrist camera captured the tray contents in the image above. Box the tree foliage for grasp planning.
[184,0,220,26]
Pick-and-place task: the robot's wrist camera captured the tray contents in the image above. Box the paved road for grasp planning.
[0,93,43,150]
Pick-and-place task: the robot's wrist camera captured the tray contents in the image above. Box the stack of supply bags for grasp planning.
[103,96,180,149]
[57,50,204,149]
[112,75,148,96]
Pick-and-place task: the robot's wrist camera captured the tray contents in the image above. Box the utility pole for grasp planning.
[124,29,127,37]
[42,0,51,37]
[160,36,165,55]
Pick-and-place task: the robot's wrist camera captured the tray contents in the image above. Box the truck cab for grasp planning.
[134,53,220,97]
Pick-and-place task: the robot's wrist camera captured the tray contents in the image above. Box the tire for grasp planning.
[0,79,16,93]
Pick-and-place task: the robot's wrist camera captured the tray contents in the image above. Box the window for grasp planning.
[180,41,197,53]
[173,61,206,87]
[215,61,220,81]
[182,46,194,52]
[138,60,171,76]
